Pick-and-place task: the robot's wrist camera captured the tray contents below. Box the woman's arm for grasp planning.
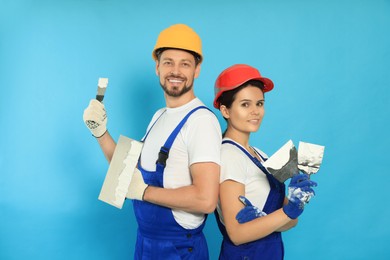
[276,197,298,231]
[220,180,294,246]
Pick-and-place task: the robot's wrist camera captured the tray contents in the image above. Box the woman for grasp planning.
[213,64,317,259]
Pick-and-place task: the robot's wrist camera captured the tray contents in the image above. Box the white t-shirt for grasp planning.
[216,138,270,226]
[140,98,222,229]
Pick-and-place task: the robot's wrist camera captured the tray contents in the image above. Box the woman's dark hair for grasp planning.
[217,80,265,110]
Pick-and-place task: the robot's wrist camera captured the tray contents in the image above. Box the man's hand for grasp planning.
[83,99,107,138]
[126,168,148,201]
[236,195,267,223]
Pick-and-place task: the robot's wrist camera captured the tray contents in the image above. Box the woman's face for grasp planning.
[222,85,265,134]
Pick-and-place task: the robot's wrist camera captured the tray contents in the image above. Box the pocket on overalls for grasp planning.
[133,200,159,224]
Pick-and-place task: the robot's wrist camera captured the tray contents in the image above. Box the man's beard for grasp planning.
[160,81,193,97]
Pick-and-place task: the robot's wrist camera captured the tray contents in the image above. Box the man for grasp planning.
[83,24,221,259]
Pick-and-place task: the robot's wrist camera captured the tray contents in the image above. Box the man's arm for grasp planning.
[96,132,116,163]
[83,99,117,163]
[143,162,220,214]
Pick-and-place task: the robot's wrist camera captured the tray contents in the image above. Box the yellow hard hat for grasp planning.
[152,24,203,63]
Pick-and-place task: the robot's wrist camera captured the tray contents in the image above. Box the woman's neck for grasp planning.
[224,129,250,150]
[224,128,261,160]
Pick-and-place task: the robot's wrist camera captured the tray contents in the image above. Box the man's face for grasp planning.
[156,49,200,97]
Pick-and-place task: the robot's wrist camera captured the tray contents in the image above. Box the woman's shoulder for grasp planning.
[252,146,269,159]
[221,139,247,159]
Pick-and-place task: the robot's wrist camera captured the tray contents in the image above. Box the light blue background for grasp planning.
[1,0,389,259]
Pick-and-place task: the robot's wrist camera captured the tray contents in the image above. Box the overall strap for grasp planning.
[222,140,282,191]
[156,106,211,171]
[222,140,268,173]
[141,109,167,142]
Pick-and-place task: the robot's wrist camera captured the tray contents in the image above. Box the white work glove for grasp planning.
[126,168,148,201]
[83,99,107,138]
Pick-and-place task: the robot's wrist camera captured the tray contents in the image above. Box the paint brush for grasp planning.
[96,78,108,102]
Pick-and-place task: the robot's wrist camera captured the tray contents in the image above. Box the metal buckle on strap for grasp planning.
[156,147,169,167]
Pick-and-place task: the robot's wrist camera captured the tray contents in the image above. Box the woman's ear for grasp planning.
[220,105,230,119]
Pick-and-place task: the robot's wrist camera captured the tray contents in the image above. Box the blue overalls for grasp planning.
[132,106,210,260]
[215,140,286,260]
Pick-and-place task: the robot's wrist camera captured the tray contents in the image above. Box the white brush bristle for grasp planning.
[98,78,108,89]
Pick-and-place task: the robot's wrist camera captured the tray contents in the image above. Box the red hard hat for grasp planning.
[213,64,274,108]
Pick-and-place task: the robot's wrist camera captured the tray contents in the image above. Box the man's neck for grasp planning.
[165,92,196,108]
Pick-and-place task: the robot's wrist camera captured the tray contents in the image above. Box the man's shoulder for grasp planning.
[151,107,166,118]
[188,107,218,123]
[184,98,216,119]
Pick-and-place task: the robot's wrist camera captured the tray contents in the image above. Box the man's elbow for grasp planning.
[200,198,218,214]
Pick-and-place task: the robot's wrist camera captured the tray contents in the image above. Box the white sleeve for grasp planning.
[220,145,247,184]
[184,111,222,166]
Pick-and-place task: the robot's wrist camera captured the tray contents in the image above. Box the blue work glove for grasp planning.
[287,173,317,204]
[283,174,317,219]
[236,196,267,224]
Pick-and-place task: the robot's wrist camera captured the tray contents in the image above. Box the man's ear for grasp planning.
[155,61,160,76]
[220,105,230,119]
[194,64,201,79]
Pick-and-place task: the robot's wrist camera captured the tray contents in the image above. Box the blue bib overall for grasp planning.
[216,140,286,260]
[132,106,210,260]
